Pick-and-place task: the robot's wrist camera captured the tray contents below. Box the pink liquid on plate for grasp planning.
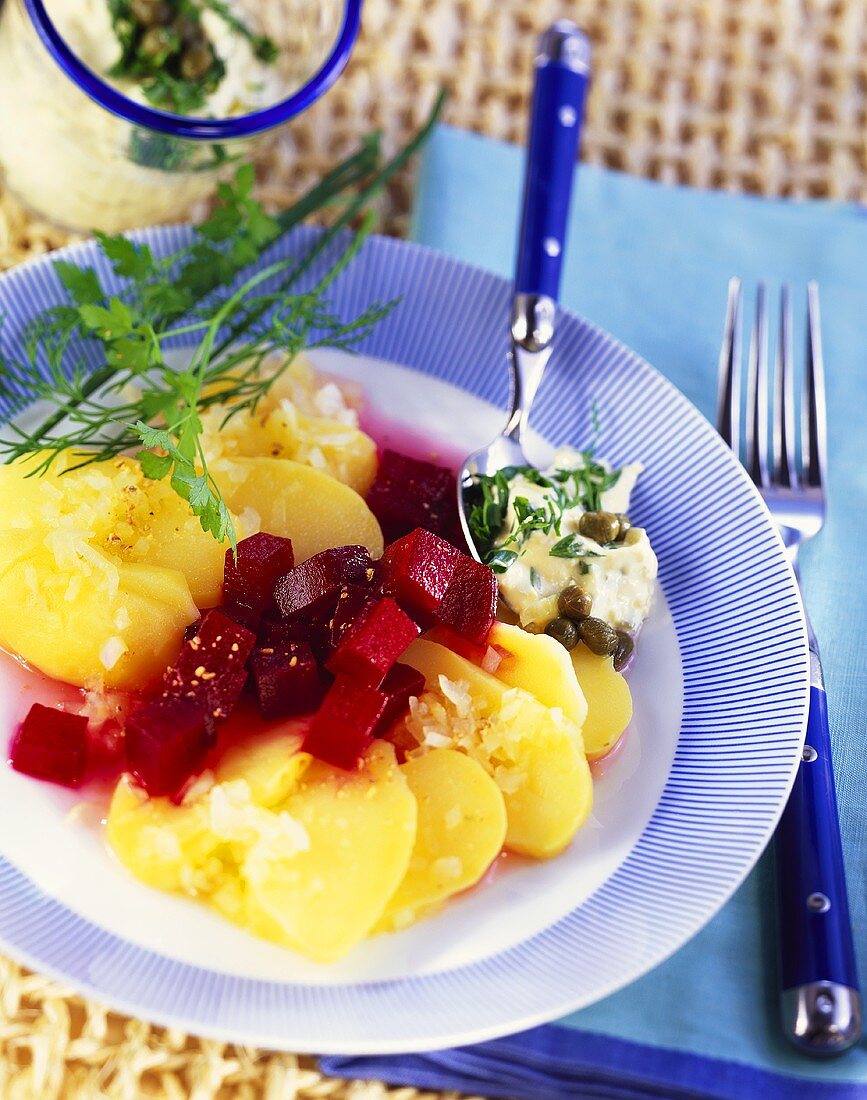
[359,406,466,474]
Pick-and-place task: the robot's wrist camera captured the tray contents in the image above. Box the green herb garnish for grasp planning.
[0,96,446,551]
[466,441,622,570]
[549,534,603,560]
[107,0,277,115]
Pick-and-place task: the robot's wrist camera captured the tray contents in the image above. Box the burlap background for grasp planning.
[0,0,865,1095]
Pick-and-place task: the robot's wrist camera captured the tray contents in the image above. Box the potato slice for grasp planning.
[242,741,417,962]
[212,456,383,563]
[130,478,235,609]
[570,645,633,760]
[402,639,592,858]
[215,723,311,808]
[0,542,197,689]
[378,749,507,931]
[107,774,217,892]
[489,621,588,729]
[0,452,238,610]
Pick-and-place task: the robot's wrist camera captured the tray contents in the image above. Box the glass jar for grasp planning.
[0,0,359,233]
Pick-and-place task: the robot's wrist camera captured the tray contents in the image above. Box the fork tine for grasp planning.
[773,284,797,487]
[716,277,742,452]
[802,282,827,489]
[746,283,770,487]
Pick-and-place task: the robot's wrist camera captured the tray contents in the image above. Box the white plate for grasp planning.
[0,228,808,1052]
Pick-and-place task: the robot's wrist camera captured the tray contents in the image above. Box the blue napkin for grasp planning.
[322,125,867,1099]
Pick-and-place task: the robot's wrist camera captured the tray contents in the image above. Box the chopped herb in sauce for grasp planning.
[466,450,622,570]
[549,534,603,560]
[107,0,277,115]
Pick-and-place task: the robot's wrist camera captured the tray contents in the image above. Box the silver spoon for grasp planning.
[457,21,590,562]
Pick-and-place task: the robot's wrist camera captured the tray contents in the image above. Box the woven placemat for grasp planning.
[0,0,866,1095]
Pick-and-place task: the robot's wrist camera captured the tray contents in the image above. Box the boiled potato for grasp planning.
[107,774,217,892]
[200,353,377,495]
[571,645,633,759]
[242,741,417,961]
[378,749,507,931]
[212,456,383,563]
[0,541,197,689]
[489,621,588,729]
[108,728,311,898]
[128,477,235,608]
[0,452,237,609]
[402,639,592,858]
[202,404,377,497]
[215,723,310,808]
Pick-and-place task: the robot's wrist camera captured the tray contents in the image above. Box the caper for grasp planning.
[578,616,618,656]
[545,616,579,650]
[578,510,620,544]
[613,629,635,671]
[180,41,214,81]
[172,14,202,43]
[139,24,178,60]
[615,514,631,541]
[558,584,592,621]
[131,0,171,27]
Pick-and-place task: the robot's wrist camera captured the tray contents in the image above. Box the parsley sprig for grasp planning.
[0,95,446,549]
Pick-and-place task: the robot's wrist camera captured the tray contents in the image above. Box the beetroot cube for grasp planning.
[220,601,263,633]
[375,663,426,734]
[125,695,213,796]
[273,545,374,619]
[327,584,380,653]
[303,676,388,770]
[367,450,458,541]
[223,532,294,614]
[434,555,498,645]
[327,597,420,686]
[258,609,330,662]
[249,642,326,719]
[164,608,255,722]
[10,703,89,788]
[378,528,460,615]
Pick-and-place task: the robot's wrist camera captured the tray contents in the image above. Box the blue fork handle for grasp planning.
[514,22,590,302]
[775,675,862,1054]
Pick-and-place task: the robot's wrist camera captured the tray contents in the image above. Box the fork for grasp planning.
[717,280,862,1055]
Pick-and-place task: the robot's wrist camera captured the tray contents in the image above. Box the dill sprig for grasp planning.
[0,94,446,549]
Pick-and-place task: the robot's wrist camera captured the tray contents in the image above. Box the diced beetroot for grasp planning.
[273,545,374,620]
[303,676,388,770]
[249,642,326,719]
[259,609,331,663]
[327,584,380,653]
[223,532,294,615]
[220,602,262,633]
[125,695,213,797]
[378,528,460,616]
[327,597,420,686]
[164,608,255,722]
[367,450,460,542]
[10,703,89,787]
[433,555,498,645]
[374,662,426,734]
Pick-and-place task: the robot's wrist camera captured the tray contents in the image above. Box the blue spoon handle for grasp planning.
[514,22,590,302]
[775,660,862,1054]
